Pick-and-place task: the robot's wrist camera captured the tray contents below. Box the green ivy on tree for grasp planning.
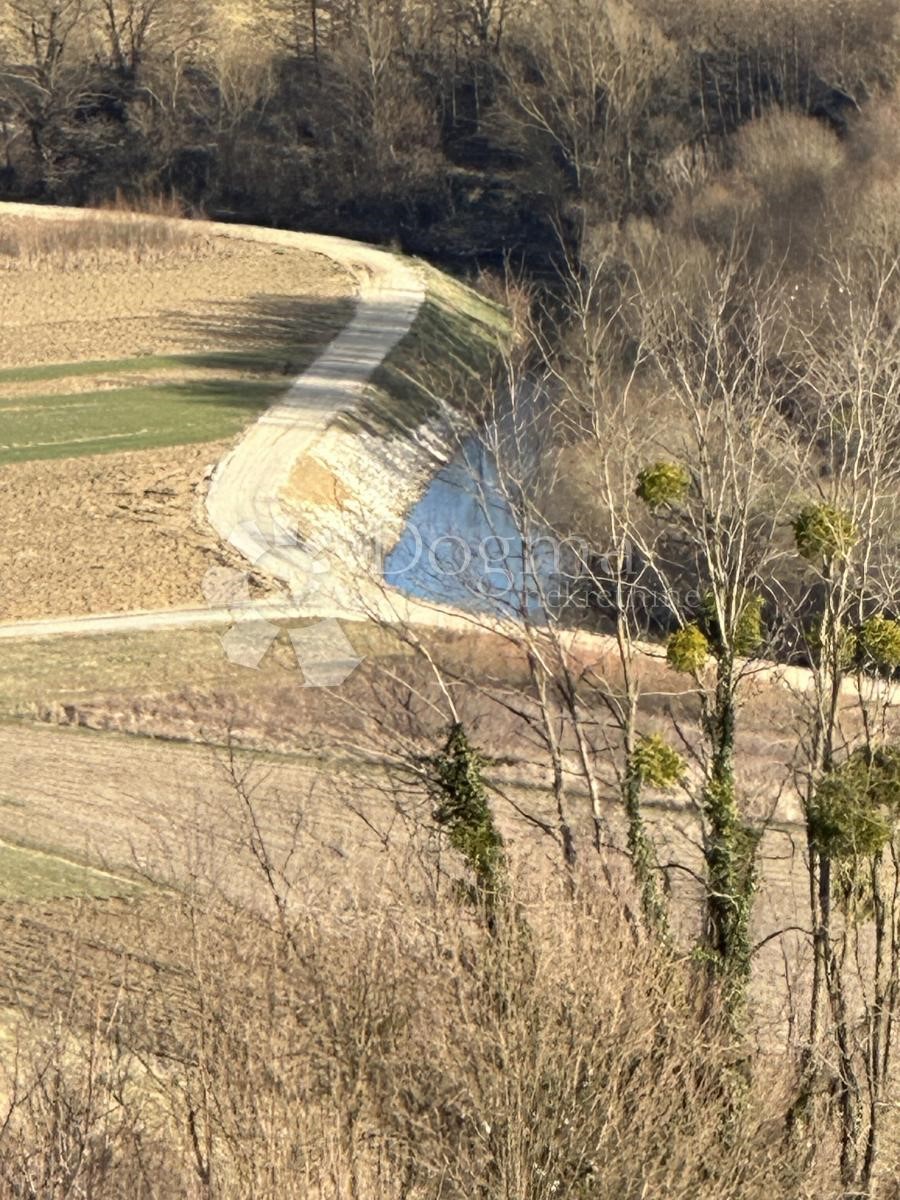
[431,723,506,917]
[625,735,685,937]
[700,593,764,658]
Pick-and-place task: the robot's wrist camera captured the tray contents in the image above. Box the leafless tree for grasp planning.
[0,0,92,188]
[782,240,900,1195]
[498,0,681,217]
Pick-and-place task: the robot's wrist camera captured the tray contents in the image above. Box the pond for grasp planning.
[384,432,564,618]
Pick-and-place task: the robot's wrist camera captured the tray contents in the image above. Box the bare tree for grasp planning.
[498,0,680,217]
[0,0,91,190]
[600,233,815,1013]
[97,0,210,83]
[783,242,900,1195]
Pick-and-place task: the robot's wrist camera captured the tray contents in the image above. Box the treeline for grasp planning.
[0,0,897,270]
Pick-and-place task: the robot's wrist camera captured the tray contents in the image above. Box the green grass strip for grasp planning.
[0,840,141,900]
[0,378,288,463]
[0,349,322,386]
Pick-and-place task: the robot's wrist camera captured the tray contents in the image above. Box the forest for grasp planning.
[1,0,896,270]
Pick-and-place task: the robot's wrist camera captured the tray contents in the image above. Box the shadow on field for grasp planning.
[166,292,356,379]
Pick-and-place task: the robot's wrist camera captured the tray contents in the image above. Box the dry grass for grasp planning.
[0,213,196,272]
[0,220,353,370]
[0,863,851,1199]
[0,195,202,273]
[0,643,890,1196]
[0,692,821,1048]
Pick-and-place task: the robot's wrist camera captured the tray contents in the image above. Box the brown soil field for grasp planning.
[0,715,810,1040]
[0,439,242,620]
[0,220,352,367]
[0,224,356,618]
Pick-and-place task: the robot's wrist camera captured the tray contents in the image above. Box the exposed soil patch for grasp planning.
[286,453,352,507]
[0,440,267,620]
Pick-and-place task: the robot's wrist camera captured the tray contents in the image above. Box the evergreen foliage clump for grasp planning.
[636,461,691,510]
[667,624,710,674]
[431,724,505,911]
[632,734,686,790]
[806,619,858,670]
[858,615,900,673]
[792,504,857,562]
[810,747,900,862]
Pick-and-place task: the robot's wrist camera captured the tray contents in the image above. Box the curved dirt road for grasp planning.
[203,230,425,591]
[0,203,426,635]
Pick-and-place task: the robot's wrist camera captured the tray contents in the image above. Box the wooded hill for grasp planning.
[0,0,897,270]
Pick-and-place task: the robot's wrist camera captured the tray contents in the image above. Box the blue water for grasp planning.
[384,436,561,617]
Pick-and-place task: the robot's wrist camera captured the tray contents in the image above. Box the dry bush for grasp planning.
[664,97,900,281]
[0,862,845,1200]
[734,109,845,182]
[0,195,207,273]
[838,87,900,257]
[665,109,844,269]
[97,190,202,220]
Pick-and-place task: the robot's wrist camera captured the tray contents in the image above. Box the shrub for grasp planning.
[636,460,691,509]
[0,875,839,1200]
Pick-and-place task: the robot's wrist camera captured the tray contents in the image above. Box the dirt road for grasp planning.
[0,204,893,713]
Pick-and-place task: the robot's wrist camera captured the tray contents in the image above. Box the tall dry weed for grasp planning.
[0,194,206,273]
